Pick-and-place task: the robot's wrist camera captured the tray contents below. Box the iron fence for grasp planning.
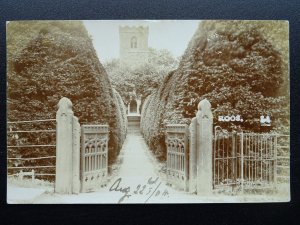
[213,126,285,193]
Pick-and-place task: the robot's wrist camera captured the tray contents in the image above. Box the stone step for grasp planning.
[128,122,140,127]
[128,126,140,130]
[127,115,141,134]
[127,129,141,134]
[127,115,141,122]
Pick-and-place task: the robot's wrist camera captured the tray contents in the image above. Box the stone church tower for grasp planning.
[119,26,149,65]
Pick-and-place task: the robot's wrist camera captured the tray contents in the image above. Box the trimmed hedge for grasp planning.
[141,21,289,161]
[112,88,128,147]
[7,21,127,170]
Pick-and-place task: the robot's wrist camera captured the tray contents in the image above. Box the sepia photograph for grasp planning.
[6,20,290,203]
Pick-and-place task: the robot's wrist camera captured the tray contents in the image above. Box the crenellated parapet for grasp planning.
[119,25,149,65]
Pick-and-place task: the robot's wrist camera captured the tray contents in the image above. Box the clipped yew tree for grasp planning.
[104,48,178,106]
[141,20,289,161]
[7,21,127,174]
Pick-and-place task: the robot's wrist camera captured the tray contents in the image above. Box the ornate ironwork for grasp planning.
[81,125,109,192]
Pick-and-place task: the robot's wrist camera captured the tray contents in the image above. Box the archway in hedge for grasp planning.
[129,99,137,114]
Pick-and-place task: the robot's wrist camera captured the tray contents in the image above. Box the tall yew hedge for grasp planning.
[7,21,127,173]
[141,21,289,161]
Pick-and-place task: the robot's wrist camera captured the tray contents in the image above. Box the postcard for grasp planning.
[6,20,290,203]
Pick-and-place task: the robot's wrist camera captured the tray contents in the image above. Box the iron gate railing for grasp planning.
[213,126,280,193]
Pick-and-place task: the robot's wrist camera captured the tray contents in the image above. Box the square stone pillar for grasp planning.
[196,99,213,196]
[189,117,198,193]
[55,97,80,194]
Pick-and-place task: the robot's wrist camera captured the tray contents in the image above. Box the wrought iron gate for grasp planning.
[213,126,278,193]
[80,125,109,192]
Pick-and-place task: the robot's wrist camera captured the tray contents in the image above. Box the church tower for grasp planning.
[119,26,149,65]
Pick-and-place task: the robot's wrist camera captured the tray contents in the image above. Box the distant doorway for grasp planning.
[129,99,137,114]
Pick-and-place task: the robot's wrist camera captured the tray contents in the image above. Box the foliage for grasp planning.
[7,21,127,176]
[104,48,178,105]
[141,20,289,161]
[111,88,128,156]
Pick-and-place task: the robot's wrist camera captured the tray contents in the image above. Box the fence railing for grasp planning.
[8,97,110,195]
[213,127,280,193]
[213,127,240,191]
[7,119,56,180]
[165,99,290,195]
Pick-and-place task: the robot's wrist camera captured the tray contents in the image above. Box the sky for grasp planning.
[83,20,200,63]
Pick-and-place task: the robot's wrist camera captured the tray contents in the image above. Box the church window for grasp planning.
[131,36,137,48]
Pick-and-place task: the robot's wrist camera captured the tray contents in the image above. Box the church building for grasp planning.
[119,25,150,117]
[119,26,149,65]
